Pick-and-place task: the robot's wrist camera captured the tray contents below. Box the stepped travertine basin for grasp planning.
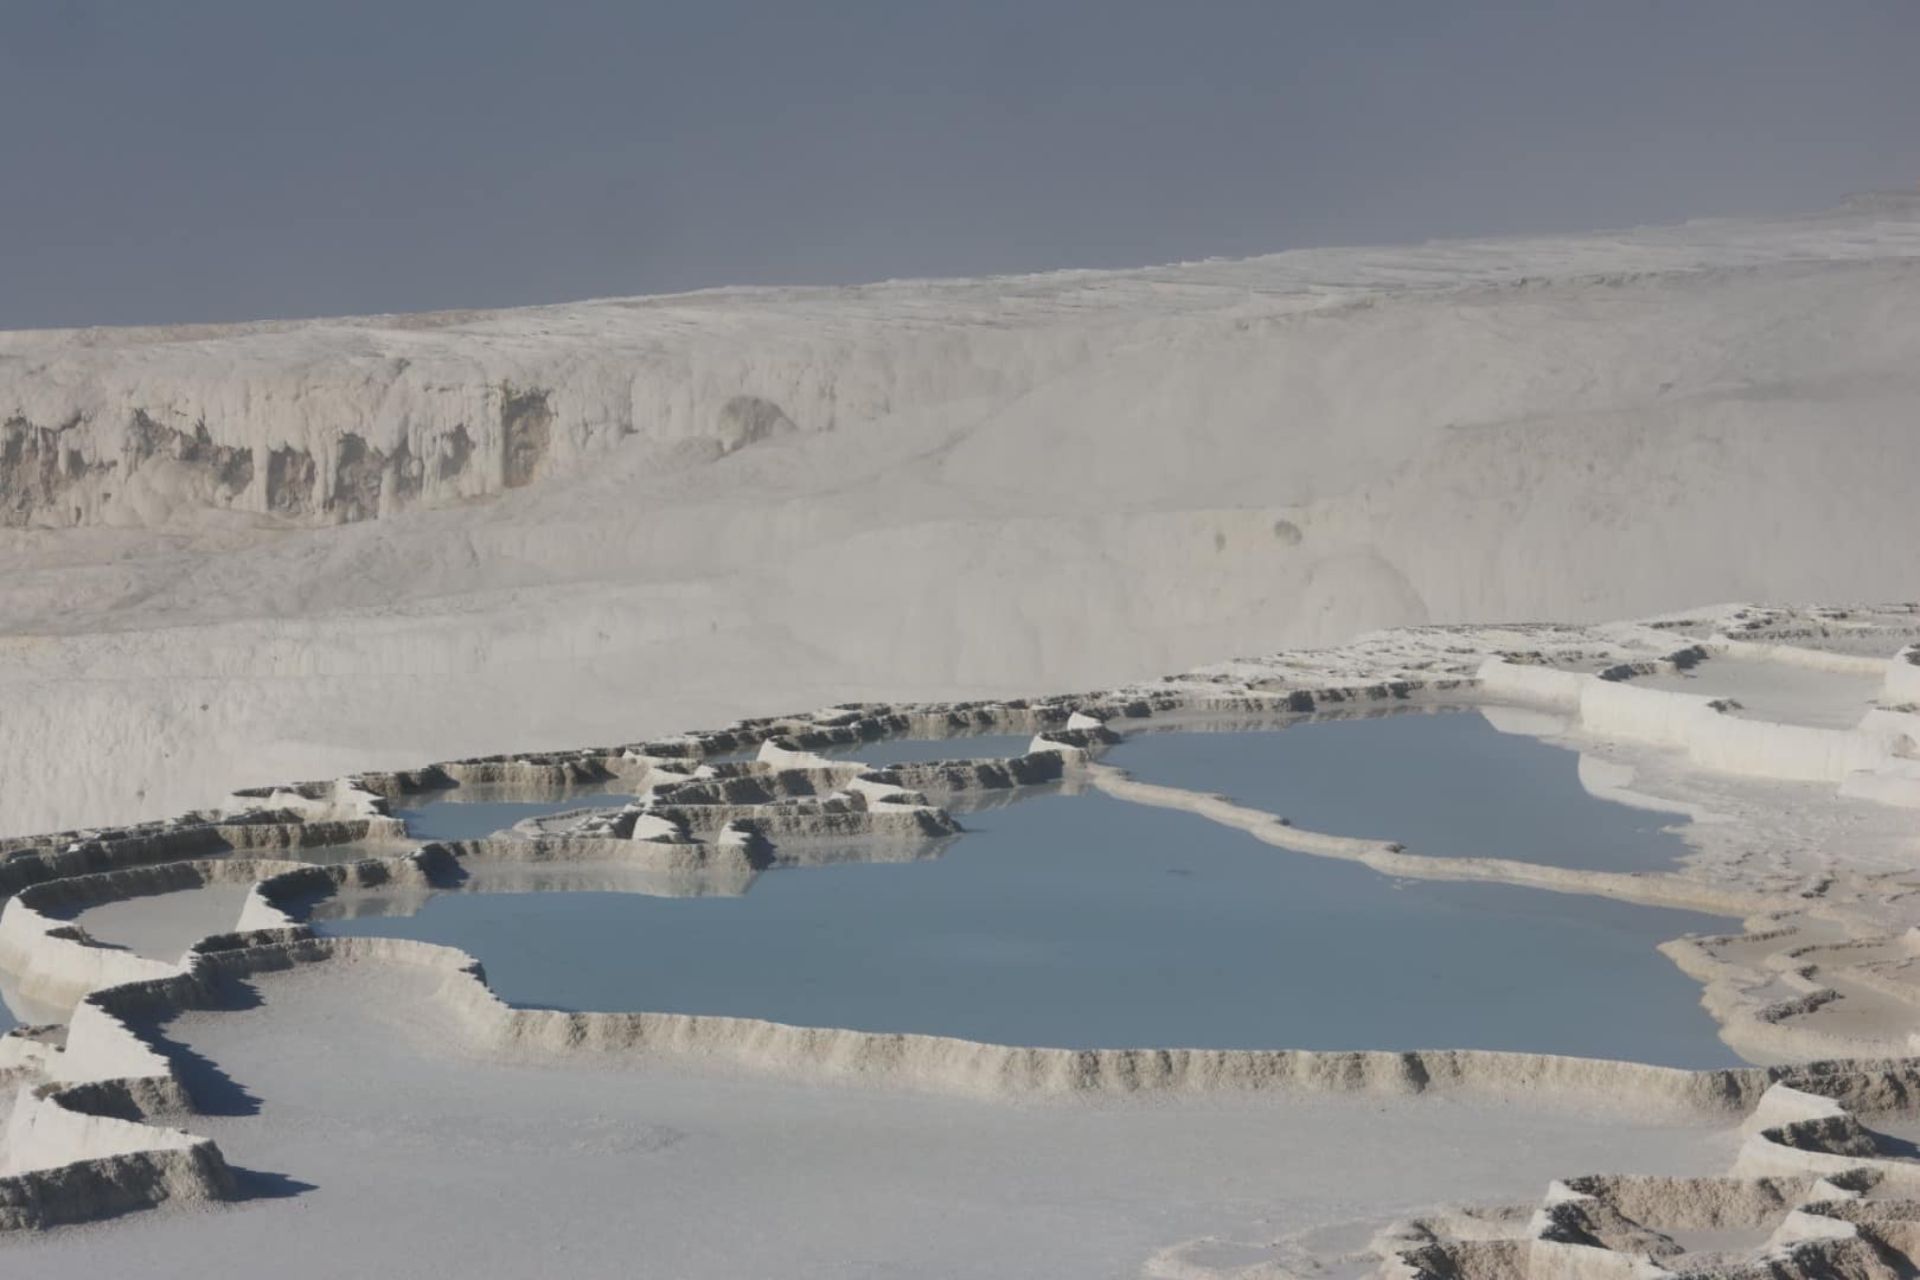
[318,788,1738,1066]
[3,603,1918,1280]
[62,883,258,966]
[388,734,1042,837]
[2,124,1919,1279]
[394,782,642,840]
[1632,657,1883,729]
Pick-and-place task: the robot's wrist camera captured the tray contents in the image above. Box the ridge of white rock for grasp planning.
[6,197,1918,532]
[6,201,1920,835]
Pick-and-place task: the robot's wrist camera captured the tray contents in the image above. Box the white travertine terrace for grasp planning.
[1479,646,1919,800]
[1372,1083,1920,1280]
[7,199,1920,844]
[6,208,1919,534]
[1,601,1918,1271]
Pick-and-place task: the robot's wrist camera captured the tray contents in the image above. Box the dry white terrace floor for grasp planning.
[2,962,1733,1279]
[1632,659,1885,730]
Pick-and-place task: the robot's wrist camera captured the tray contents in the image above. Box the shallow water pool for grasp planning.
[394,782,640,841]
[322,789,1737,1066]
[64,881,257,964]
[1107,710,1692,872]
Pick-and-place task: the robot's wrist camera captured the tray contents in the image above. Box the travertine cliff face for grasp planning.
[6,196,1920,531]
[4,200,1920,835]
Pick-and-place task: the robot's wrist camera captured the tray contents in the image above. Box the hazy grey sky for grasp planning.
[3,0,1916,328]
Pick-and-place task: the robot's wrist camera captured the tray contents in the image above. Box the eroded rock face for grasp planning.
[328,434,442,523]
[128,411,254,496]
[387,437,424,506]
[3,412,275,527]
[266,445,317,518]
[0,392,549,527]
[5,199,1916,535]
[1,415,111,527]
[435,424,473,483]
[717,395,797,452]
[500,386,551,489]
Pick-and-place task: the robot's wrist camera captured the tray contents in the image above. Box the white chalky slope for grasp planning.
[3,196,1919,833]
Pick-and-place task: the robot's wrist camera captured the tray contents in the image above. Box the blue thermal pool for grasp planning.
[1106,710,1692,872]
[321,787,1737,1066]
